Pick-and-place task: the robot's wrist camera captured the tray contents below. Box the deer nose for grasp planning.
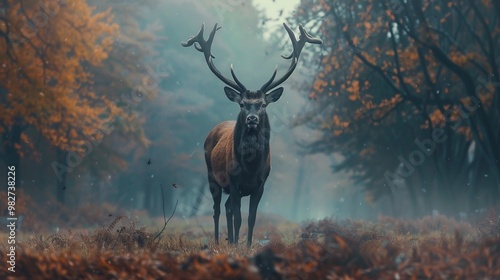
[246,115,258,124]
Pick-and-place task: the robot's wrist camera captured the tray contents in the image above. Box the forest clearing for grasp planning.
[1,0,500,279]
[1,210,499,279]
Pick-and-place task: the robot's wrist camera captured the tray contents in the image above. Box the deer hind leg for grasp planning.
[209,178,222,244]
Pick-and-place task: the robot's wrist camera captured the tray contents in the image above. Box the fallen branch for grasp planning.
[154,184,178,242]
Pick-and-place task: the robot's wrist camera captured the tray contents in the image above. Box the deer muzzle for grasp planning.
[246,114,259,128]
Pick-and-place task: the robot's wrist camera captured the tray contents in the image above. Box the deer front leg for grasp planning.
[247,185,264,248]
[224,195,233,243]
[231,190,242,244]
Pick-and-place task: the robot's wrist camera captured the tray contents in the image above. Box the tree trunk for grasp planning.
[388,190,398,217]
[405,178,420,217]
[189,180,206,217]
[2,124,22,187]
[55,149,67,204]
[144,172,152,213]
[292,156,306,220]
[493,0,500,23]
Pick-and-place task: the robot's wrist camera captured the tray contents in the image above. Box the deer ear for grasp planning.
[224,87,241,103]
[265,87,283,103]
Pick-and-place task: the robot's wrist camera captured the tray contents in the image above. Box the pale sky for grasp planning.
[252,0,301,40]
[252,0,300,17]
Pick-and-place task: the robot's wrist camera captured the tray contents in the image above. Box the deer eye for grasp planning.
[261,104,267,108]
[239,103,244,108]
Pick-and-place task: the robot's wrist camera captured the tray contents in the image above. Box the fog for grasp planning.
[1,0,498,233]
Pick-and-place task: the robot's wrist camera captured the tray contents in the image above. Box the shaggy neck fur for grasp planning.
[233,111,270,173]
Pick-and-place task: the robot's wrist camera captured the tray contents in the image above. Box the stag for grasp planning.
[182,23,322,247]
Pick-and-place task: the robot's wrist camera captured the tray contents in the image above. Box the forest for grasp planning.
[0,0,499,279]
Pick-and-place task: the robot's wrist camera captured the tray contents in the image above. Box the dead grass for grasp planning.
[1,212,499,279]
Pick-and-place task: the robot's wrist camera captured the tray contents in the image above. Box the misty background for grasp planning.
[1,0,498,231]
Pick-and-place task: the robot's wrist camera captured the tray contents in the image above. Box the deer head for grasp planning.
[181,23,323,130]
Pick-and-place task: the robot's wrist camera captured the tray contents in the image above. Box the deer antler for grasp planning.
[260,23,323,93]
[182,23,247,93]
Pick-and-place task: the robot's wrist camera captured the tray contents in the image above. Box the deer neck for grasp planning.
[233,114,270,172]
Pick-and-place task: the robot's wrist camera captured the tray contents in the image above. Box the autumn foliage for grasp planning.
[0,0,154,174]
[1,1,119,155]
[293,0,500,216]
